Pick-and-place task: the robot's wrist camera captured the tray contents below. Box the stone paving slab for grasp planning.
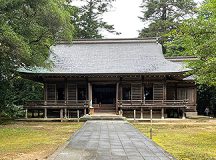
[51,121,175,160]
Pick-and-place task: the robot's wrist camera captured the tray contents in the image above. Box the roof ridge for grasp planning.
[58,37,158,44]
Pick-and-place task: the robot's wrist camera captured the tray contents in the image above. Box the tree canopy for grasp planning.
[0,0,75,117]
[139,0,196,53]
[165,0,216,86]
[0,0,74,78]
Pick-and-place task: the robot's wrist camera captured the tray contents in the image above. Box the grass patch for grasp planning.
[133,120,216,160]
[0,122,83,160]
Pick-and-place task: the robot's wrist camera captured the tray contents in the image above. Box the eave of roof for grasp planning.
[166,56,197,62]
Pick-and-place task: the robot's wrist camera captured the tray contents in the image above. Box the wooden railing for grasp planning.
[25,100,89,108]
[118,100,188,108]
[25,99,188,109]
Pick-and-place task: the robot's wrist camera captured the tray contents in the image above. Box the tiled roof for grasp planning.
[19,38,189,74]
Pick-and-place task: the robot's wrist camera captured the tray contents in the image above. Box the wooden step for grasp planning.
[89,117,126,120]
[94,104,116,111]
[95,108,116,111]
[95,110,116,113]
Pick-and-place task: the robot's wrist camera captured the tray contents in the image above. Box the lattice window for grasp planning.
[67,84,77,100]
[131,83,142,100]
[187,88,195,103]
[47,84,56,100]
[177,88,187,100]
[177,88,195,103]
[122,84,131,100]
[77,85,87,100]
[153,83,164,100]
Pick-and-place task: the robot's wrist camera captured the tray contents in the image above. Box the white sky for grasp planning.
[72,0,203,38]
[102,0,144,38]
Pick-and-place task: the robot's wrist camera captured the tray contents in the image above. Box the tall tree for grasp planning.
[0,0,75,118]
[0,0,74,74]
[139,0,196,53]
[71,0,120,39]
[165,0,216,116]
[165,0,216,86]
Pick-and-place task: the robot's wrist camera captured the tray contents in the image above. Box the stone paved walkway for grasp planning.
[52,121,175,160]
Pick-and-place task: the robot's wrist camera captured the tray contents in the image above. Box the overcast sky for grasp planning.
[73,0,203,38]
[102,0,143,38]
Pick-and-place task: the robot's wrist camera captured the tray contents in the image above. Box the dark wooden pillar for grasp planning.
[54,84,57,104]
[119,78,123,116]
[119,77,123,101]
[175,83,177,100]
[141,76,144,101]
[65,78,68,104]
[163,82,167,100]
[119,84,123,101]
[141,76,144,119]
[32,110,35,118]
[116,82,119,114]
[44,83,47,105]
[38,110,40,117]
[194,86,197,109]
[75,84,78,102]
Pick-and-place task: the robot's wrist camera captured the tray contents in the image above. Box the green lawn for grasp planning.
[0,122,83,160]
[133,120,216,160]
[1,120,215,160]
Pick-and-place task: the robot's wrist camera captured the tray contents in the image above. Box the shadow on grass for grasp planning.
[0,118,16,125]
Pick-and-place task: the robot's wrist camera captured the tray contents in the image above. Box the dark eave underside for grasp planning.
[20,71,191,83]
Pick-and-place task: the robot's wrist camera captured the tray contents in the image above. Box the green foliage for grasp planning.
[139,0,196,53]
[0,0,74,72]
[165,0,216,86]
[71,0,120,39]
[197,85,216,117]
[0,0,75,118]
[0,77,43,118]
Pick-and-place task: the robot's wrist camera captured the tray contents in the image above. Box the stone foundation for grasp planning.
[185,112,198,117]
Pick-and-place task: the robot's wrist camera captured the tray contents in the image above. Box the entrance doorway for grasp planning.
[92,84,116,110]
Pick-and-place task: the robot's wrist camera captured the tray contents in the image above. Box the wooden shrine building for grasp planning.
[20,38,197,119]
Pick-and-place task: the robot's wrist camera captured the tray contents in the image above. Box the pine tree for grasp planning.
[139,0,196,53]
[72,0,120,39]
